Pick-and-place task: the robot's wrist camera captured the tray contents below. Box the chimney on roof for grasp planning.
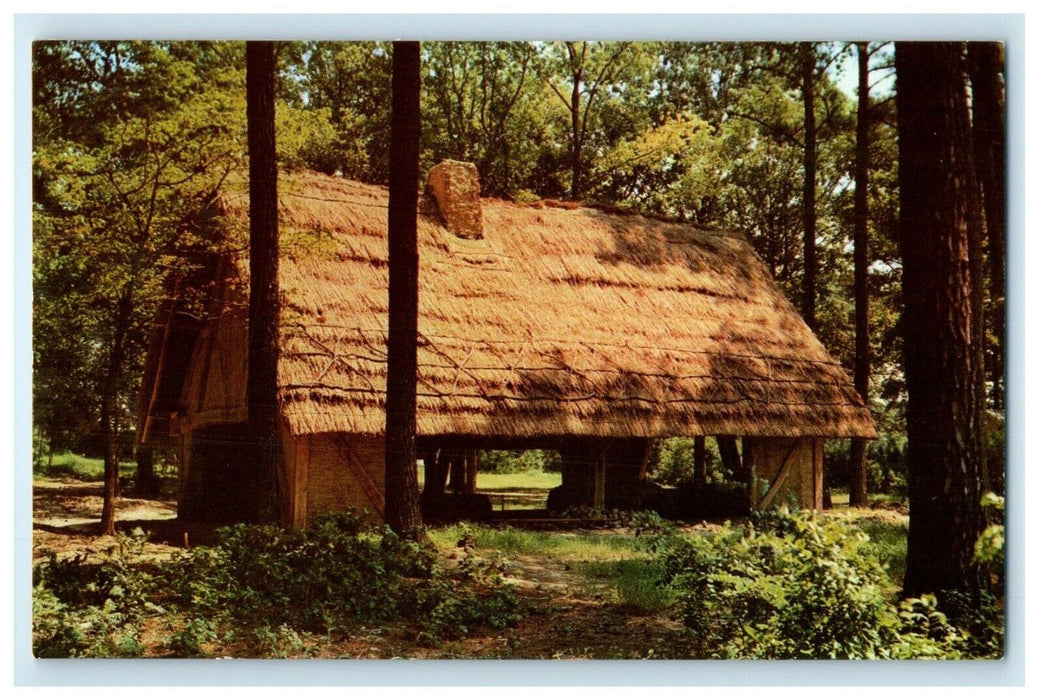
[424,160,483,240]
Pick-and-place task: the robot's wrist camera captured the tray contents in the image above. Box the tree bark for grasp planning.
[801,42,819,334]
[569,46,584,201]
[848,42,871,508]
[246,41,282,524]
[968,42,1006,411]
[99,289,133,535]
[896,42,987,598]
[384,41,425,537]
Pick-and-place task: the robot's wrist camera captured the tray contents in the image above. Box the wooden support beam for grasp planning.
[464,449,478,494]
[422,449,451,498]
[593,454,606,510]
[293,436,309,527]
[449,450,466,493]
[755,439,801,511]
[694,436,707,487]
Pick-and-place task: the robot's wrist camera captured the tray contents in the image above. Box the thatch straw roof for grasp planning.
[204,171,876,440]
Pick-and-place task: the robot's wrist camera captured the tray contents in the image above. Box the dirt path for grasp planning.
[32,477,180,563]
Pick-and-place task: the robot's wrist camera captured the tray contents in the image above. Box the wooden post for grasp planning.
[464,449,478,494]
[593,453,606,511]
[812,437,825,511]
[716,436,742,478]
[693,436,707,487]
[448,450,466,493]
[135,445,158,498]
[422,450,450,498]
[293,436,309,528]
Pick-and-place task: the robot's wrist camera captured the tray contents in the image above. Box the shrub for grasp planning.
[169,510,520,642]
[662,510,892,659]
[660,509,998,659]
[32,531,156,657]
[866,432,908,495]
[478,449,560,474]
[648,438,695,487]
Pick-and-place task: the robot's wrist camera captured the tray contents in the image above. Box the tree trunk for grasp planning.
[968,42,1006,411]
[569,60,584,201]
[384,41,424,537]
[246,41,282,524]
[99,290,133,535]
[801,42,819,334]
[896,42,987,598]
[848,42,871,508]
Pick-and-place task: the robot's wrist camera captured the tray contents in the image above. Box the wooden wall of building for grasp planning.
[282,433,387,527]
[749,436,824,511]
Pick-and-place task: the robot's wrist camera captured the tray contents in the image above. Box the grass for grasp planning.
[854,518,908,590]
[577,558,674,613]
[34,451,137,482]
[430,524,642,560]
[418,466,562,510]
[431,523,675,613]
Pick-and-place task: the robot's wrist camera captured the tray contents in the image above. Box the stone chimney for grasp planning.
[424,160,483,240]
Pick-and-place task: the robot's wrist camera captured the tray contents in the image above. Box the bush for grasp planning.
[477,449,561,474]
[662,510,891,659]
[660,509,988,659]
[32,531,155,657]
[33,512,522,657]
[170,510,520,642]
[867,433,908,495]
[648,438,695,487]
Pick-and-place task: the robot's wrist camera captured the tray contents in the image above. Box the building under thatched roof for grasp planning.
[138,161,875,526]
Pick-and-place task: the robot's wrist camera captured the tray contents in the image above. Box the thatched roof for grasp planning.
[189,170,876,440]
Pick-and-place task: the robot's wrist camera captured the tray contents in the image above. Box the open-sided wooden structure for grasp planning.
[137,161,876,525]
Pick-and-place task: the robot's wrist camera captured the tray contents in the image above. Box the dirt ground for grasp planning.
[32,477,700,658]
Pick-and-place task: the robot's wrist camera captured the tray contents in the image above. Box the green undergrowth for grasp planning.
[656,508,1002,659]
[430,524,645,560]
[34,451,136,481]
[33,511,522,658]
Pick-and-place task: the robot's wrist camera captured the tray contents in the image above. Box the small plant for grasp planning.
[165,616,217,658]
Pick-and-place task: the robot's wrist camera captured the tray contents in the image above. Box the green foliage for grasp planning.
[580,558,674,613]
[33,41,245,464]
[851,517,908,590]
[168,511,521,642]
[660,510,989,659]
[33,451,136,481]
[32,531,156,657]
[648,437,695,488]
[477,449,561,474]
[275,102,344,173]
[974,493,1005,570]
[33,512,522,657]
[283,41,392,182]
[880,594,968,659]
[164,616,217,658]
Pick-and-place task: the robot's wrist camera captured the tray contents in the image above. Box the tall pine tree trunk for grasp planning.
[969,42,1006,411]
[896,42,987,598]
[801,42,819,334]
[246,41,282,524]
[384,41,424,537]
[848,42,871,508]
